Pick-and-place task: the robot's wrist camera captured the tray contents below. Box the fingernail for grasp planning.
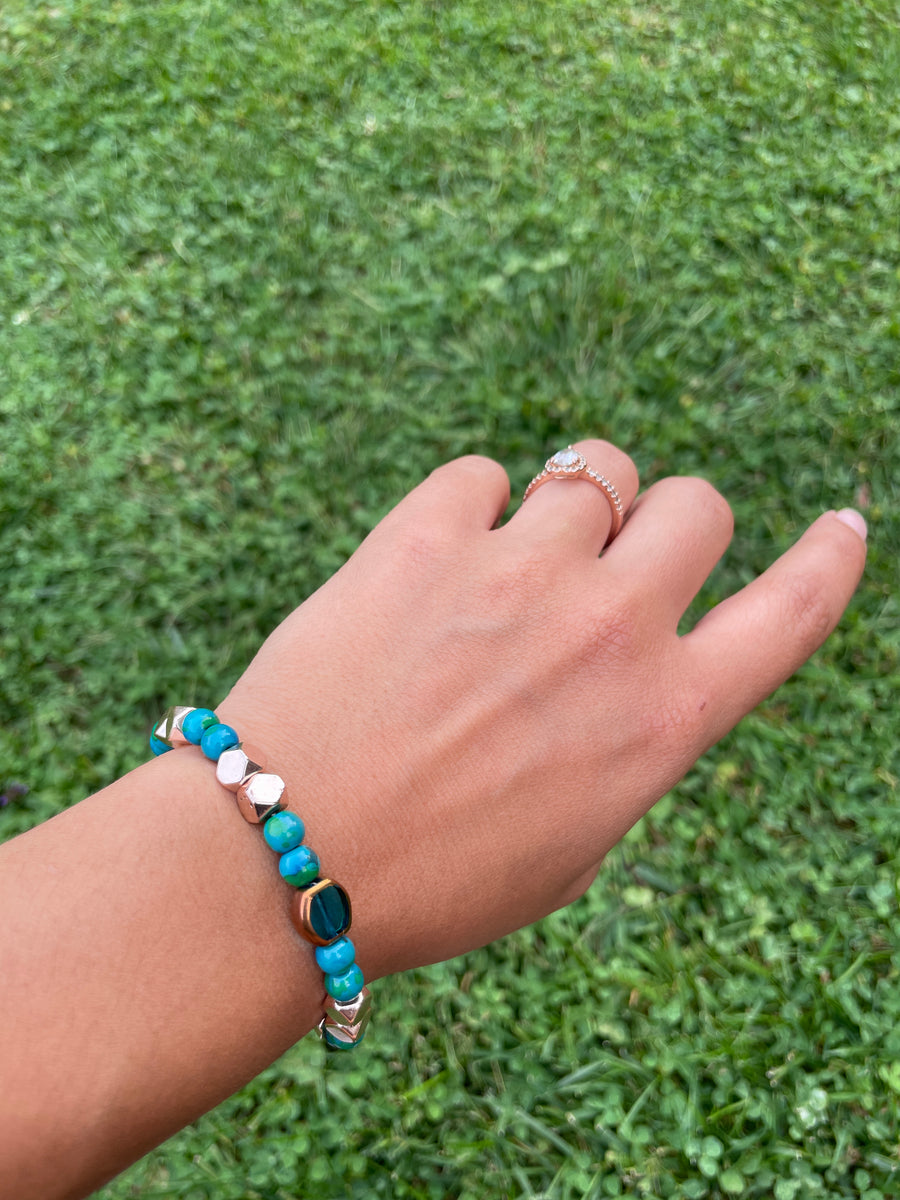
[834,508,868,542]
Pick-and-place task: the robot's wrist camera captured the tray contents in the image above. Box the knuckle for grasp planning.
[682,476,734,536]
[572,600,642,669]
[477,547,547,616]
[777,571,836,650]
[428,454,508,491]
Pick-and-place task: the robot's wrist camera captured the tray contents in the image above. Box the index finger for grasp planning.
[684,510,867,745]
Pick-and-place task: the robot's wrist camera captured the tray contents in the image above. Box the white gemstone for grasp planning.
[551,448,580,468]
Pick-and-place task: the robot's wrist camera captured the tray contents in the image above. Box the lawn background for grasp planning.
[1,1,898,1197]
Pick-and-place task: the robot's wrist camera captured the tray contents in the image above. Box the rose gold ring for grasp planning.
[523,446,624,544]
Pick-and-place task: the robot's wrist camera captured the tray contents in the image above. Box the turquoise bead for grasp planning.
[149,733,172,756]
[182,708,218,744]
[308,882,351,943]
[200,723,239,761]
[315,936,356,975]
[279,844,319,887]
[263,810,305,853]
[325,963,364,1002]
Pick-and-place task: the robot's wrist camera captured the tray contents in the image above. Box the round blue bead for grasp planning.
[263,810,305,853]
[315,937,356,975]
[279,844,320,887]
[149,734,172,756]
[325,963,364,1002]
[200,723,240,761]
[182,708,219,745]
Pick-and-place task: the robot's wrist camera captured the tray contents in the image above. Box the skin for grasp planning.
[0,441,867,1200]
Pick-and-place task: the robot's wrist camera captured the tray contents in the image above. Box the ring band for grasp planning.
[523,446,624,544]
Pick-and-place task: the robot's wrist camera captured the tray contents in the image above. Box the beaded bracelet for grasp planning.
[149,704,372,1049]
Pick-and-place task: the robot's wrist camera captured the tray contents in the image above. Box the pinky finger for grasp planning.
[684,510,867,746]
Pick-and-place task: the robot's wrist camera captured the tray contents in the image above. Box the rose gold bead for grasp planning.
[215,743,266,793]
[236,771,285,824]
[318,987,372,1047]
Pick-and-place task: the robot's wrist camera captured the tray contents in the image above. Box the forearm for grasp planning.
[0,747,324,1200]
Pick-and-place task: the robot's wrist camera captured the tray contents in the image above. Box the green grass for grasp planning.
[1,1,898,1197]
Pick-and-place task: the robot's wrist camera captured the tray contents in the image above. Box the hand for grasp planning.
[0,440,867,1200]
[219,440,867,982]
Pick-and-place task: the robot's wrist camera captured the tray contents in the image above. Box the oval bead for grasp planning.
[279,844,320,887]
[200,723,240,761]
[263,810,305,853]
[181,708,219,745]
[149,733,172,756]
[325,963,364,1002]
[315,936,356,975]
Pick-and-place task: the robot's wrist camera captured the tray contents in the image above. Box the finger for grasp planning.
[505,439,640,555]
[386,455,511,535]
[601,476,734,626]
[684,510,867,743]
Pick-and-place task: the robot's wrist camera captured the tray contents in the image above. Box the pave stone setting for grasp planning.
[522,445,625,539]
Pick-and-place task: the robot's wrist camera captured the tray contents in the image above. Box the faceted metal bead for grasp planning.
[216,744,266,793]
[152,706,196,750]
[236,771,285,824]
[318,986,372,1049]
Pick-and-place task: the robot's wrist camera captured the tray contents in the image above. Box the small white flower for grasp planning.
[363,115,377,136]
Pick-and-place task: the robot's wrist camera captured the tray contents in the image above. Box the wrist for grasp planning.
[0,745,325,1200]
[152,704,374,1047]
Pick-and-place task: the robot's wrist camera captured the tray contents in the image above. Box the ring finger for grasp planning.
[505,439,640,555]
